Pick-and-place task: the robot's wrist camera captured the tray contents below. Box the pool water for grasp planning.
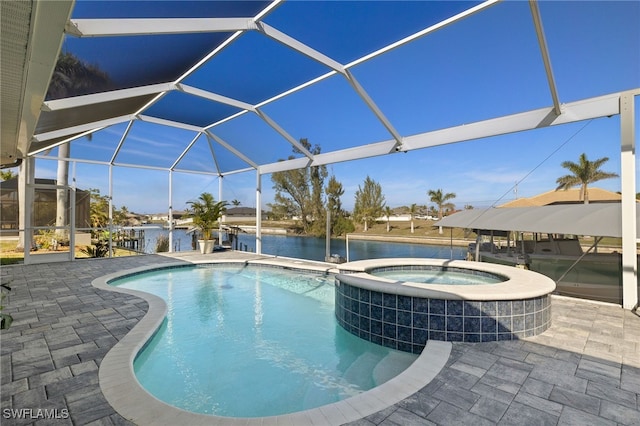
[370,269,503,285]
[112,264,417,417]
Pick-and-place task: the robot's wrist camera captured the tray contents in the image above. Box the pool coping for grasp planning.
[337,258,556,300]
[92,258,452,426]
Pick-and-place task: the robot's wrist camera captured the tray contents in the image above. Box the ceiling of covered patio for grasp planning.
[2,0,638,175]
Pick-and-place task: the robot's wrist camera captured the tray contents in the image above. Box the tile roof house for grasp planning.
[499,187,622,208]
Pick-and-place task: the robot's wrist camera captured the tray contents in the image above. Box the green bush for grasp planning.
[1,284,13,330]
[34,229,69,250]
[155,235,169,253]
[333,217,355,236]
[80,240,110,258]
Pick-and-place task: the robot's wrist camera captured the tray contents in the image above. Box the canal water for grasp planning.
[139,227,466,261]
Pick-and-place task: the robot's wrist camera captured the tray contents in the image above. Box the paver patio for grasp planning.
[1,252,638,425]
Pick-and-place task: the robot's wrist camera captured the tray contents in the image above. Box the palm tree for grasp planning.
[428,189,456,219]
[409,203,417,233]
[555,153,618,204]
[384,206,393,232]
[46,52,111,100]
[186,192,228,241]
[46,52,111,239]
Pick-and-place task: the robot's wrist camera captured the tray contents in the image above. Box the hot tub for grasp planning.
[335,258,556,353]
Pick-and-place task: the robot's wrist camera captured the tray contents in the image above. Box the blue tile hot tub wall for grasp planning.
[334,280,551,354]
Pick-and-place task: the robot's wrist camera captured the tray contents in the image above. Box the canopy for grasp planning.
[2,0,638,174]
[435,203,640,239]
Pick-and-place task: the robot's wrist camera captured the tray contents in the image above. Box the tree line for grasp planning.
[1,138,623,241]
[268,140,621,237]
[268,140,464,237]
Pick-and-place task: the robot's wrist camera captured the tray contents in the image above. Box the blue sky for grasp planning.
[32,1,640,214]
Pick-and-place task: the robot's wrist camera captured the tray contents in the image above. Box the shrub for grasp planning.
[333,217,355,236]
[1,284,13,330]
[155,235,169,253]
[80,240,110,258]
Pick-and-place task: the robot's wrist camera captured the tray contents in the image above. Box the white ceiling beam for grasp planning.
[28,126,106,156]
[171,133,204,170]
[31,153,222,176]
[32,114,133,143]
[402,92,622,151]
[169,168,224,177]
[205,134,223,175]
[177,84,255,111]
[254,0,284,21]
[137,115,203,133]
[110,120,135,164]
[218,167,257,177]
[42,83,175,111]
[254,109,314,159]
[251,1,498,120]
[312,140,399,166]
[529,0,561,116]
[258,140,398,174]
[344,69,403,147]
[110,162,172,172]
[205,109,252,129]
[65,18,257,37]
[32,154,110,167]
[143,26,246,117]
[197,0,497,135]
[174,31,244,85]
[347,0,500,69]
[205,130,259,169]
[133,92,170,117]
[256,91,625,175]
[256,22,345,73]
[259,157,310,175]
[255,70,338,109]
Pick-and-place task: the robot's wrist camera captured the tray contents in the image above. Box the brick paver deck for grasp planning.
[1,252,638,425]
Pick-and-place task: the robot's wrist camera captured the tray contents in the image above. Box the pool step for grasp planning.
[373,351,419,386]
[343,352,381,389]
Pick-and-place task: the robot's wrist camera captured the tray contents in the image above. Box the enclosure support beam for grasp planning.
[21,158,35,264]
[66,18,256,37]
[108,165,113,257]
[69,162,76,261]
[169,170,174,253]
[620,91,638,310]
[218,176,223,248]
[256,172,262,255]
[529,0,561,116]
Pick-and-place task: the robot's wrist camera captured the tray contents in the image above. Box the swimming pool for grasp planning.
[111,263,417,417]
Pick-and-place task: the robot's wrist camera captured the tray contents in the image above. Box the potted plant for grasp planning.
[1,283,13,330]
[186,192,228,254]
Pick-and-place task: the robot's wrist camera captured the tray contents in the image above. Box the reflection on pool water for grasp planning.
[111,264,417,417]
[369,267,505,285]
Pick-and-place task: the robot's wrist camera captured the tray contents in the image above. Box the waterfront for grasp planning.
[140,227,467,261]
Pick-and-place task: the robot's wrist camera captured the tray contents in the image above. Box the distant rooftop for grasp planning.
[499,187,622,208]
